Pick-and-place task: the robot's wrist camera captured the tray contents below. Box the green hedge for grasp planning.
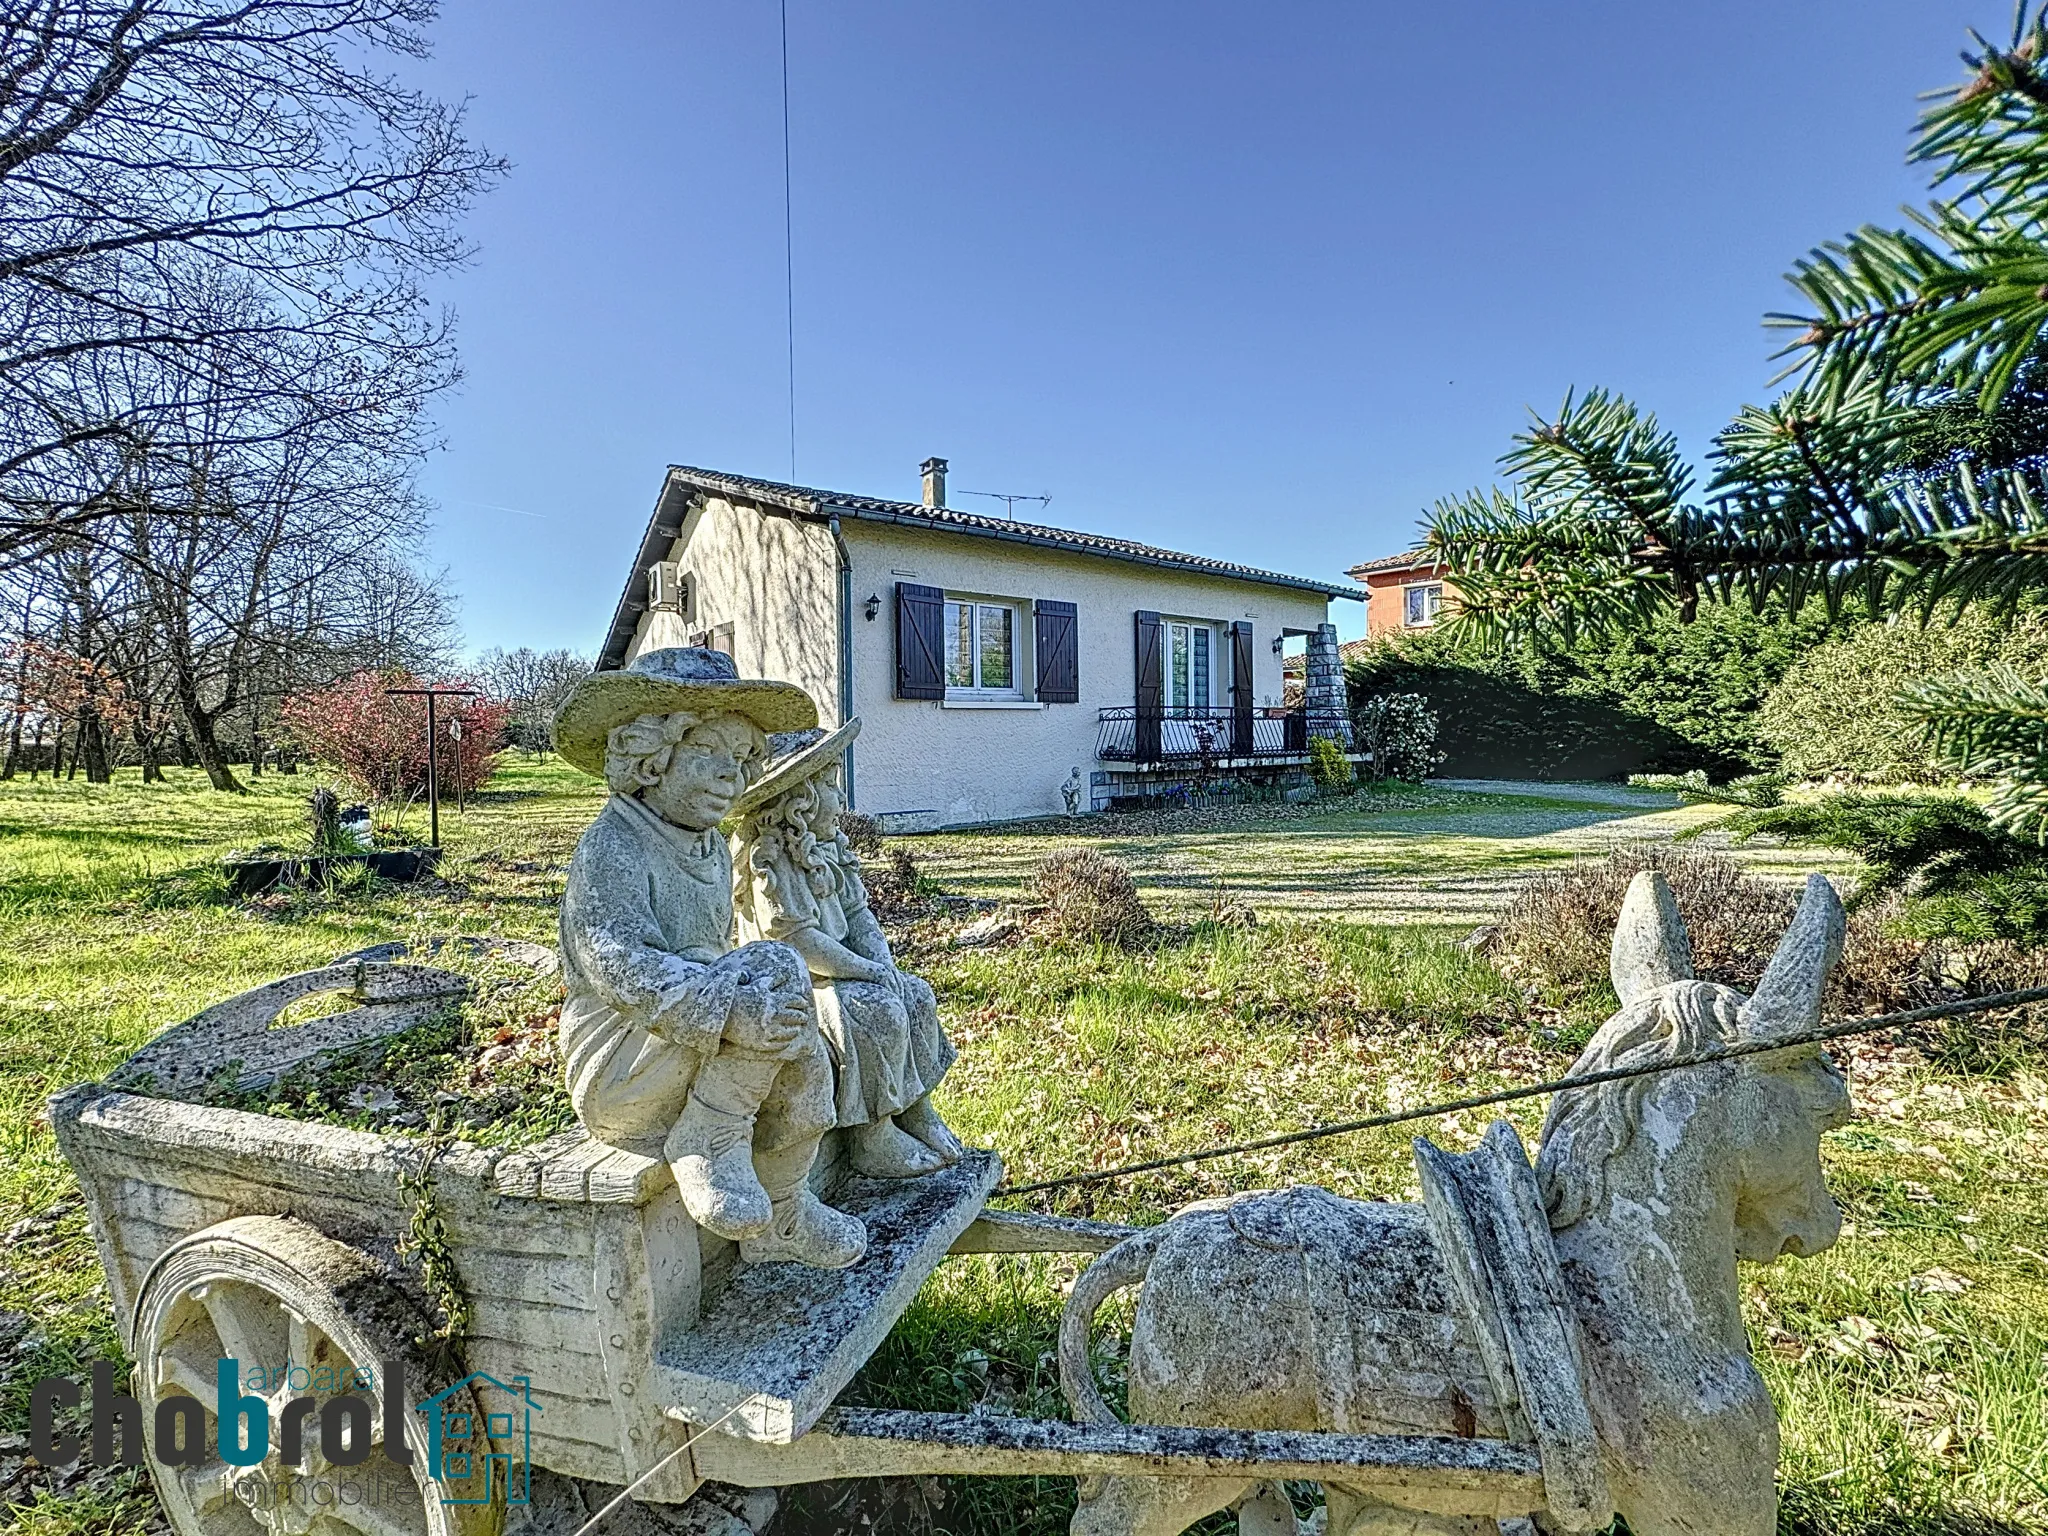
[1757,610,2048,781]
[1345,606,1831,780]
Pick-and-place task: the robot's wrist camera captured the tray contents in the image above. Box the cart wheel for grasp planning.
[132,1215,500,1536]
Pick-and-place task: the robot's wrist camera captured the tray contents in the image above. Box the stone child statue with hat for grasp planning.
[551,648,865,1270]
[730,721,963,1181]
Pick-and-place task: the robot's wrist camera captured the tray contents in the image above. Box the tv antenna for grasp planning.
[959,489,1052,519]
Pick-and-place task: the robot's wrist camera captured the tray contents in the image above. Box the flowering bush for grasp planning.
[280,670,509,802]
[1353,692,1444,783]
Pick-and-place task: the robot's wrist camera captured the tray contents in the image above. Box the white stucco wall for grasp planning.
[839,519,1334,829]
[623,496,842,725]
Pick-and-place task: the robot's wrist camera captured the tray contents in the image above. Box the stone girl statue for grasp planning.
[550,648,866,1270]
[730,720,964,1180]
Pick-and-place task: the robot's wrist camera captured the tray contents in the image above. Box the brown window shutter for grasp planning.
[895,583,946,699]
[1034,600,1078,703]
[1229,621,1255,755]
[1134,610,1163,762]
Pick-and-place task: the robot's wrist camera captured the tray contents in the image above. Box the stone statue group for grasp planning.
[543,648,1865,1536]
[551,647,962,1270]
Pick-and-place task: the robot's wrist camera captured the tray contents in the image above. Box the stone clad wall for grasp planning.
[1304,623,1347,724]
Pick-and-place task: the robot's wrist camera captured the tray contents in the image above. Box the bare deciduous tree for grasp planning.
[473,646,592,752]
[0,0,502,566]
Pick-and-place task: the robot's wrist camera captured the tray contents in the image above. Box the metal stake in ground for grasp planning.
[384,686,475,850]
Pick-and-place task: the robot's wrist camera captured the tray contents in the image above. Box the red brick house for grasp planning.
[1347,549,1455,637]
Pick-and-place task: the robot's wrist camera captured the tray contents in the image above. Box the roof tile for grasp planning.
[668,465,1358,598]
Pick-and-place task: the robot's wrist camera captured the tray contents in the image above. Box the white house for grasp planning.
[596,459,1362,830]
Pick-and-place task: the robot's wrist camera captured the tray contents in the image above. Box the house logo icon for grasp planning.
[418,1371,543,1506]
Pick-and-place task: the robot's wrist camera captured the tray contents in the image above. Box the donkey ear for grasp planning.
[1610,871,1694,1006]
[1740,874,1845,1043]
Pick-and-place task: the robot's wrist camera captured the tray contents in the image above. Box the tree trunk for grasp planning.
[80,711,111,784]
[2,708,21,780]
[27,717,44,780]
[134,722,162,783]
[175,732,195,769]
[63,724,78,778]
[183,706,245,792]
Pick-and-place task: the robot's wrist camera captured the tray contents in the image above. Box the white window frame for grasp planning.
[1403,583,1444,627]
[1162,617,1219,716]
[942,595,1027,702]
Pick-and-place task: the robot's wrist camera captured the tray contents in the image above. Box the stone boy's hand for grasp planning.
[717,942,815,1059]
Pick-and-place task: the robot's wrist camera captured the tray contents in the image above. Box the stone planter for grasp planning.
[222,846,439,896]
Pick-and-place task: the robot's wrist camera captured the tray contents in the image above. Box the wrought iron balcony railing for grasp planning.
[1096,706,1352,765]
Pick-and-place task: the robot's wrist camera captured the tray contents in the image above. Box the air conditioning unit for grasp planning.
[646,563,693,618]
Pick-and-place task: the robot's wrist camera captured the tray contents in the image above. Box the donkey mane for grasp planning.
[1536,979,1747,1229]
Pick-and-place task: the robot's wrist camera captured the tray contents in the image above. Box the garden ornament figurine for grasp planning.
[1060,871,1853,1536]
[552,647,867,1269]
[731,721,964,1180]
[1062,766,1084,816]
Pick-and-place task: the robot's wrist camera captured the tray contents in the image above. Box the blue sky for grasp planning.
[407,1,1990,655]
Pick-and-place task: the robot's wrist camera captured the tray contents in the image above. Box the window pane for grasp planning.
[1193,627,1209,706]
[1405,586,1427,624]
[945,602,974,687]
[1170,625,1189,710]
[978,604,1012,689]
[1425,584,1443,620]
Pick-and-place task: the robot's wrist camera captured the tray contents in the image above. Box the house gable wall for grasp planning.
[842,519,1328,829]
[624,496,842,723]
[1363,562,1453,637]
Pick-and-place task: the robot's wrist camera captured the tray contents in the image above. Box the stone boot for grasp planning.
[739,1143,866,1269]
[664,1093,772,1240]
[896,1094,966,1165]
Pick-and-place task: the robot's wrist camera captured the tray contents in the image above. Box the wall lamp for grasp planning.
[864,593,882,621]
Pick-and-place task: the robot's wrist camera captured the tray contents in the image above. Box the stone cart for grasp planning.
[52,961,1578,1536]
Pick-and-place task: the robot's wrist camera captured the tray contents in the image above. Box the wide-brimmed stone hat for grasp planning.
[731,718,860,817]
[553,647,819,777]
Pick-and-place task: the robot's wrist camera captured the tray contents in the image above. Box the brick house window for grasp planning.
[1404,584,1444,627]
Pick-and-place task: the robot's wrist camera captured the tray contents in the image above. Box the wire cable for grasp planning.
[780,0,797,481]
[992,984,2048,1199]
[567,1394,763,1536]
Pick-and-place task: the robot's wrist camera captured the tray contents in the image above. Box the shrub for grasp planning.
[1719,791,2048,942]
[1757,609,2048,782]
[1719,793,2022,891]
[1307,734,1355,791]
[1628,769,1786,807]
[1030,847,1155,946]
[1352,692,1444,782]
[839,811,883,858]
[279,669,509,802]
[1485,844,1921,1019]
[863,844,928,924]
[1346,605,1830,780]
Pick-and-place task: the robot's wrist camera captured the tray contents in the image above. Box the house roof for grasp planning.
[1346,548,1443,579]
[598,465,1362,671]
[1281,636,1375,675]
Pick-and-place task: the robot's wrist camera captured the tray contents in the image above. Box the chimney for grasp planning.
[920,456,947,508]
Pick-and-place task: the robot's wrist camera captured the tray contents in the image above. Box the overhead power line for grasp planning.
[780,0,796,480]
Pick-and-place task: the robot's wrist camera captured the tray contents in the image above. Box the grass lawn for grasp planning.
[913,784,1856,927]
[2,764,2043,1535]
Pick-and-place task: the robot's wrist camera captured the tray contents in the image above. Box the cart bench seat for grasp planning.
[657,1149,1003,1443]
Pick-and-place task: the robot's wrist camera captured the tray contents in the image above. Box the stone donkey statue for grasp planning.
[1058,872,1854,1536]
